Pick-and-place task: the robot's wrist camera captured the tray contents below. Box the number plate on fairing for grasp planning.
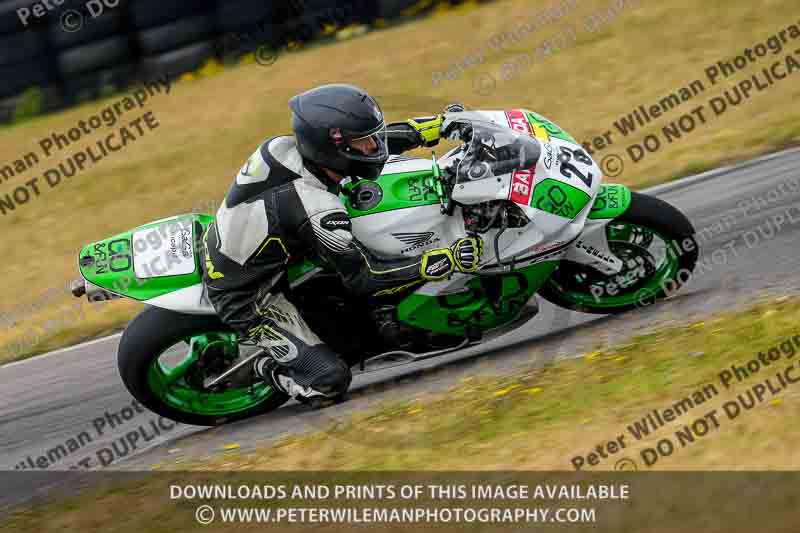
[132,218,196,279]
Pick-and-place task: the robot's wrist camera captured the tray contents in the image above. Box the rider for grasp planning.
[201,84,483,408]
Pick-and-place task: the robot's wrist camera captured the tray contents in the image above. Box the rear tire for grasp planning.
[539,192,699,314]
[118,306,289,426]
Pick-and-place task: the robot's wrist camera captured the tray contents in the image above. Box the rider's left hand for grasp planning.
[406,115,444,147]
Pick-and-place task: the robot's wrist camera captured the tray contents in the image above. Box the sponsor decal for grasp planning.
[575,240,617,264]
[131,221,196,279]
[320,212,352,231]
[607,189,620,209]
[535,184,575,218]
[392,232,442,254]
[509,168,535,206]
[531,240,567,254]
[426,256,452,277]
[530,123,551,141]
[178,228,193,259]
[372,279,424,297]
[527,111,577,143]
[591,186,623,213]
[93,243,107,274]
[505,109,532,136]
[542,142,555,169]
[532,179,591,219]
[92,238,132,275]
[505,109,551,141]
[168,228,192,260]
[407,177,439,203]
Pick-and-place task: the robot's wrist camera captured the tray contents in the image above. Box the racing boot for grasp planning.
[254,356,350,409]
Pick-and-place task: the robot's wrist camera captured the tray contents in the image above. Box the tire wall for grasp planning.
[0,0,496,123]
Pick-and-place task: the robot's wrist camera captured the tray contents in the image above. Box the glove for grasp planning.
[419,247,455,281]
[406,115,444,148]
[419,237,484,281]
[451,236,483,273]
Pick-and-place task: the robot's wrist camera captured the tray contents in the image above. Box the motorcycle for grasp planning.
[71,109,699,426]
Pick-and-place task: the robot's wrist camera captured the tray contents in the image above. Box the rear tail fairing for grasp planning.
[77,214,216,314]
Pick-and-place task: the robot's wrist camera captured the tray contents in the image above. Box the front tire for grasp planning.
[539,192,699,314]
[118,306,289,426]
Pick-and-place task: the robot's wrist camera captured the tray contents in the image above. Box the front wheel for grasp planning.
[118,306,289,426]
[539,192,699,314]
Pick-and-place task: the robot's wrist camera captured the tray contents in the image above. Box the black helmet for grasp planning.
[289,84,389,180]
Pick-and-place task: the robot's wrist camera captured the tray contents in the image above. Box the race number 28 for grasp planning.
[558,146,593,188]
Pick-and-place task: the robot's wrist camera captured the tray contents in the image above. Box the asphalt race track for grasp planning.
[2,147,800,510]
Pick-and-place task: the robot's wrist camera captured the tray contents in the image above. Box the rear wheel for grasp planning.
[539,192,699,314]
[118,306,289,426]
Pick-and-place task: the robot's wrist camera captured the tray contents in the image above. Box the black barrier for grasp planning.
[0,0,496,124]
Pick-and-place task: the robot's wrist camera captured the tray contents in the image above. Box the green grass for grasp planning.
[6,295,800,532]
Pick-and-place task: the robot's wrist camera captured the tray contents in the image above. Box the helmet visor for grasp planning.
[332,124,389,165]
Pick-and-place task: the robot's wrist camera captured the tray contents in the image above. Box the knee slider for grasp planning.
[313,357,351,396]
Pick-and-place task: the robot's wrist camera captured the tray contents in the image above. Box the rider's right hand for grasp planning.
[419,236,484,281]
[420,247,456,281]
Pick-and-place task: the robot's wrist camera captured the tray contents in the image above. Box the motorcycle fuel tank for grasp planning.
[343,157,466,258]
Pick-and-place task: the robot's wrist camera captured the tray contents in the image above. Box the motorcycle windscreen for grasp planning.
[449,119,541,205]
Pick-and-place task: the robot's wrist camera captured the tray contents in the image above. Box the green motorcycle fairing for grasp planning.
[77,172,631,339]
